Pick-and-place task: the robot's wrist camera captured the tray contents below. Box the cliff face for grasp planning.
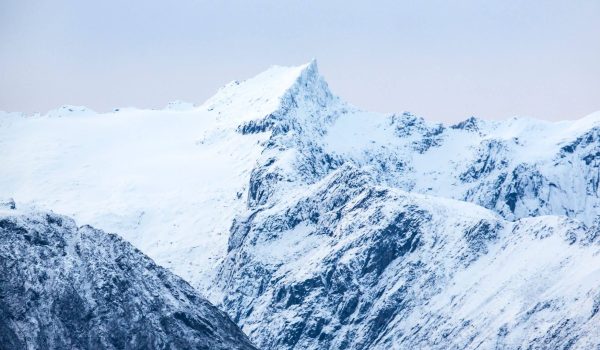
[0,209,256,350]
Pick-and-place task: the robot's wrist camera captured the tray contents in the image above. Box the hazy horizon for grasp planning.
[1,0,599,122]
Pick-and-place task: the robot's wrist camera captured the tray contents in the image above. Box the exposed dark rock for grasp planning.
[0,211,256,350]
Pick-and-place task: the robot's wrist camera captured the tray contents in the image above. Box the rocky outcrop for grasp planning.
[0,209,256,350]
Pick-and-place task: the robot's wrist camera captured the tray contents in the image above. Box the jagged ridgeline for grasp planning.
[0,209,256,350]
[2,60,600,349]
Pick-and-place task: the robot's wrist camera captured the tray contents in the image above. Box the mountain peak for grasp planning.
[201,60,334,127]
[298,58,319,79]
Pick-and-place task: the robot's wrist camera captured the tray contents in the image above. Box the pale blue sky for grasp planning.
[1,0,598,122]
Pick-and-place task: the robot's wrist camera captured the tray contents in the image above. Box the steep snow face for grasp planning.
[216,164,600,349]
[0,208,256,350]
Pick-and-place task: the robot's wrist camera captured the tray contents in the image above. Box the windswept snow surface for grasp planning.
[2,60,600,349]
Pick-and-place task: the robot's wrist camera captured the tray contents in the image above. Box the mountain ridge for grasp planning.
[2,61,600,349]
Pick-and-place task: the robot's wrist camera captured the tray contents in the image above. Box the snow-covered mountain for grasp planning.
[216,163,600,349]
[0,206,256,349]
[2,60,600,349]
